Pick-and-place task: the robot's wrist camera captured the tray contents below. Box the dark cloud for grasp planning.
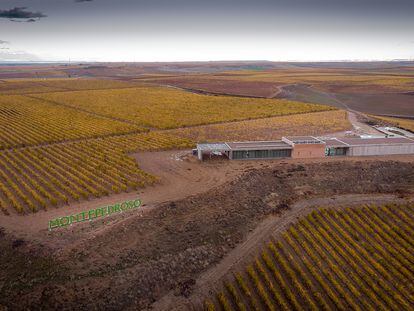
[75,0,94,2]
[0,7,47,21]
[0,40,9,44]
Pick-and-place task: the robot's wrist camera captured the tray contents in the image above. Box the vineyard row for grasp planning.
[206,203,414,311]
[0,132,193,214]
[0,95,145,150]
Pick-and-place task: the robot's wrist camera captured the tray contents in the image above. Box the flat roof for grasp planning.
[322,138,350,147]
[337,137,414,146]
[197,136,414,153]
[283,136,324,144]
[226,140,292,150]
[197,143,231,151]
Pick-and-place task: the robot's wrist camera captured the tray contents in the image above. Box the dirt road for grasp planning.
[1,155,413,310]
[1,150,412,244]
[0,150,242,243]
[347,110,384,135]
[152,193,411,310]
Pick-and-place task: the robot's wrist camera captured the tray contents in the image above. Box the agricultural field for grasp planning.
[1,155,413,310]
[34,86,334,129]
[145,67,414,116]
[168,110,351,142]
[210,70,414,92]
[0,62,413,311]
[207,203,414,310]
[144,76,283,97]
[147,68,414,95]
[0,78,141,95]
[0,72,347,215]
[0,95,145,149]
[0,132,192,214]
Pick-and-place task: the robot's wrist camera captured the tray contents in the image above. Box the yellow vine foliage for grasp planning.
[206,203,414,310]
[35,86,334,129]
[0,95,145,149]
[0,132,193,214]
[168,110,351,142]
[0,78,141,95]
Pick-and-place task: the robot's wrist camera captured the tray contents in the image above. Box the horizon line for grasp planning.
[1,58,414,64]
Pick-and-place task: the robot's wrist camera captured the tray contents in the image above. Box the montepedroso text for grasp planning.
[48,198,141,230]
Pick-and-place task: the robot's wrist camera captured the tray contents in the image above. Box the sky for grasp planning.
[0,0,413,62]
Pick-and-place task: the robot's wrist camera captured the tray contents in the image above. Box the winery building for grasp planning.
[196,136,414,160]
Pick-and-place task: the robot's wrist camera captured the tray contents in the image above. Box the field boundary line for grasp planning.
[22,93,338,133]
[24,94,148,128]
[0,129,150,152]
[12,85,147,96]
[160,109,339,132]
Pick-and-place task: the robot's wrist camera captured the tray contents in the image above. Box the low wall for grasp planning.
[291,144,326,158]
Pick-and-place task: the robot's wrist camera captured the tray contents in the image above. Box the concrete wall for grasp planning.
[291,144,326,158]
[349,144,414,156]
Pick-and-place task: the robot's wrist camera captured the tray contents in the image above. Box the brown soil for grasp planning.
[277,84,414,117]
[154,193,411,310]
[318,83,411,94]
[334,92,414,117]
[150,77,283,98]
[0,150,242,243]
[0,153,413,310]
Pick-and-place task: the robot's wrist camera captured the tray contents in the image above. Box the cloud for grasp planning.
[75,0,94,2]
[0,47,10,50]
[0,40,9,44]
[0,50,41,62]
[0,7,47,22]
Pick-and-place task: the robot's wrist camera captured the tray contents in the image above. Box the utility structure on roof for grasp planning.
[196,136,414,161]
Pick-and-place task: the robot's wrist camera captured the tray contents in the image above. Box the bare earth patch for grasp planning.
[0,154,413,310]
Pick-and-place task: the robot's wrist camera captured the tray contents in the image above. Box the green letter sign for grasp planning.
[48,198,141,230]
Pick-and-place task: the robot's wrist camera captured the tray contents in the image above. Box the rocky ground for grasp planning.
[0,159,413,310]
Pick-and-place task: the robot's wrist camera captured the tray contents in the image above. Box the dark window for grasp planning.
[326,147,347,156]
[233,149,291,159]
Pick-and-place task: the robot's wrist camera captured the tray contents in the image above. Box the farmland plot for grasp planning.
[169,110,351,142]
[0,132,192,214]
[0,95,145,149]
[34,86,334,129]
[208,203,414,310]
[0,78,141,95]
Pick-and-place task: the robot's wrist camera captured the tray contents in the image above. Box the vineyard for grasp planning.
[0,132,192,214]
[0,94,145,149]
[0,78,348,215]
[196,70,414,91]
[147,69,414,93]
[0,78,141,95]
[207,203,414,310]
[34,86,334,129]
[168,110,351,142]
